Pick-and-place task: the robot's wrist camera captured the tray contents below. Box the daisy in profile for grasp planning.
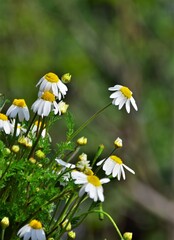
[36,72,68,100]
[71,170,110,202]
[31,91,60,117]
[17,219,46,240]
[6,99,30,121]
[97,155,135,180]
[108,85,138,113]
[0,113,12,134]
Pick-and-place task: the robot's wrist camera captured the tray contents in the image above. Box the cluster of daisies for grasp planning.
[0,72,138,240]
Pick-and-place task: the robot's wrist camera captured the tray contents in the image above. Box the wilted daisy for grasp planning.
[0,113,12,134]
[17,219,46,240]
[108,85,138,113]
[6,99,30,121]
[31,91,60,117]
[76,153,91,172]
[97,155,135,180]
[36,72,68,100]
[71,171,110,202]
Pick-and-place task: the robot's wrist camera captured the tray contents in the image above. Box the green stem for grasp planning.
[1,229,5,240]
[94,210,124,240]
[68,102,112,141]
[28,117,46,159]
[25,112,37,137]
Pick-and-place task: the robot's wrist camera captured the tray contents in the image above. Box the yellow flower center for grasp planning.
[29,220,42,229]
[13,99,27,108]
[87,175,101,187]
[45,72,59,83]
[41,91,55,102]
[120,86,132,99]
[110,155,123,165]
[0,113,8,121]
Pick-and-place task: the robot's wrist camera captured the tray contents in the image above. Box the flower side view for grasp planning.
[71,171,110,202]
[17,219,46,240]
[0,113,12,134]
[36,72,68,100]
[97,155,135,180]
[108,85,138,113]
[31,91,60,117]
[6,99,30,121]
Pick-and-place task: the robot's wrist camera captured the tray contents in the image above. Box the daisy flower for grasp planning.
[31,91,60,117]
[97,155,135,180]
[0,113,12,134]
[36,72,68,100]
[71,171,110,202]
[108,85,138,113]
[6,99,30,121]
[11,119,26,136]
[17,219,46,240]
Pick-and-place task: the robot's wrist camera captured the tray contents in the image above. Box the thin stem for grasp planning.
[68,102,112,141]
[1,229,5,240]
[28,117,46,159]
[25,112,37,137]
[94,210,124,240]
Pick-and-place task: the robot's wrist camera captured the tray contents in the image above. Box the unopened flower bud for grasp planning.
[29,157,36,164]
[123,232,133,240]
[114,137,123,148]
[68,231,76,239]
[62,219,71,231]
[77,137,87,146]
[1,217,9,229]
[59,101,69,114]
[4,148,11,155]
[61,73,71,83]
[11,145,20,153]
[35,150,45,159]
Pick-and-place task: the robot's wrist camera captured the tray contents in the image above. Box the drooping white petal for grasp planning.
[123,164,135,175]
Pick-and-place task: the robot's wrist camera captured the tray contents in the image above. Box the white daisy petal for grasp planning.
[109,84,138,113]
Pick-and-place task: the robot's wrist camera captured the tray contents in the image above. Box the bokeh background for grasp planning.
[0,0,173,239]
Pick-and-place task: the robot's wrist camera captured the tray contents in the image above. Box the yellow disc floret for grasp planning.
[120,86,132,99]
[87,175,101,187]
[29,220,42,229]
[45,72,59,83]
[0,113,8,121]
[13,99,27,108]
[110,155,123,165]
[41,91,55,102]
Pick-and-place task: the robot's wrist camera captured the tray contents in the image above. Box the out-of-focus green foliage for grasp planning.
[0,0,173,239]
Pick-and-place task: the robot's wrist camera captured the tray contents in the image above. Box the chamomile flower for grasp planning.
[0,113,12,134]
[17,219,46,240]
[97,155,135,180]
[6,99,30,121]
[31,91,60,117]
[71,171,110,202]
[36,72,68,100]
[108,85,138,113]
[11,119,26,136]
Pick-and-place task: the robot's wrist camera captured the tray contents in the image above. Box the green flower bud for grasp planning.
[77,136,87,146]
[1,217,9,229]
[61,73,71,83]
[68,231,76,239]
[35,150,45,159]
[11,145,20,153]
[123,232,133,240]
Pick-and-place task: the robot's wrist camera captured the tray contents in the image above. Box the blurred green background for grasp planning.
[0,0,173,239]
